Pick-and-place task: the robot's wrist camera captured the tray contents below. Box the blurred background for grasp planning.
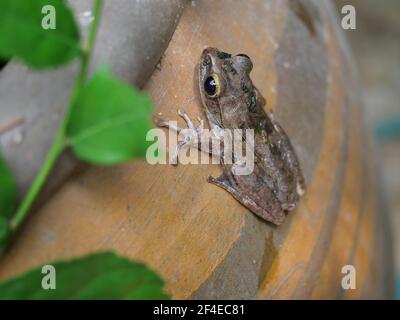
[334,0,400,297]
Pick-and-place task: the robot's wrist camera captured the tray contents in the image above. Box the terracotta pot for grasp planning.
[0,0,394,299]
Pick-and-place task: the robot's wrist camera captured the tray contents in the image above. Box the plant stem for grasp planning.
[9,0,103,233]
[10,130,65,230]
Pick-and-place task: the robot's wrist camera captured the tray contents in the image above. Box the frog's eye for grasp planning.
[204,74,220,97]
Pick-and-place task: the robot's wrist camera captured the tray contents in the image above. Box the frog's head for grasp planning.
[199,47,258,127]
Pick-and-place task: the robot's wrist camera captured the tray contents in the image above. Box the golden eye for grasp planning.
[204,74,220,97]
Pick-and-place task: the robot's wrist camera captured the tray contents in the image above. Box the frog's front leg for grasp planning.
[154,110,222,164]
[154,110,203,135]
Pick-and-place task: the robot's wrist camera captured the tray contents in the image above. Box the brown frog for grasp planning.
[155,47,305,225]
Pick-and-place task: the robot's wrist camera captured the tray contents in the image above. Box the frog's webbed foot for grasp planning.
[154,110,206,165]
[207,172,285,225]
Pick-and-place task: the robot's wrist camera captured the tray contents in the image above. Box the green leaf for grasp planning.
[0,153,16,220]
[67,68,153,165]
[0,153,16,247]
[0,216,10,251]
[0,0,80,68]
[0,251,170,299]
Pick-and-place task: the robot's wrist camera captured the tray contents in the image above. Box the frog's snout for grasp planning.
[201,47,217,59]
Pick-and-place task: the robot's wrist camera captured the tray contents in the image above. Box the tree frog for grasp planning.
[155,47,305,225]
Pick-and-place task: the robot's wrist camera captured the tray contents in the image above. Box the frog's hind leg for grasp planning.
[266,111,306,197]
[207,173,285,225]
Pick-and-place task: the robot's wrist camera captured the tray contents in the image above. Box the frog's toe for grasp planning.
[283,203,296,211]
[197,117,205,133]
[296,180,306,196]
[153,116,167,127]
[154,116,182,133]
[178,109,196,130]
[178,109,206,137]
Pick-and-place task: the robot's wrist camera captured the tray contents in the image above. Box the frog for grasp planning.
[154,47,305,225]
